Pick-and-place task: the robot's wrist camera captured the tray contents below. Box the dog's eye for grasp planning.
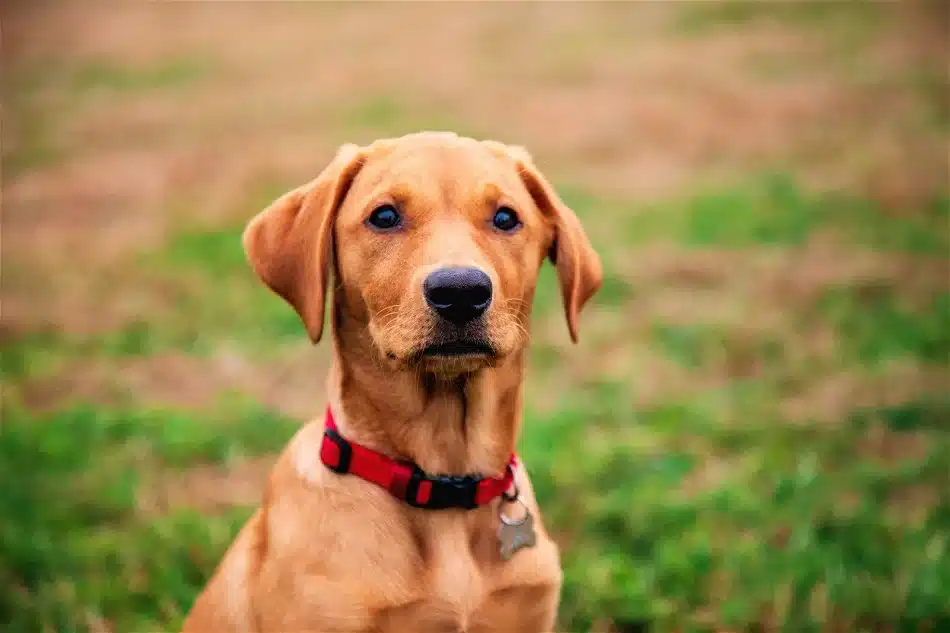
[492,207,521,232]
[368,204,401,230]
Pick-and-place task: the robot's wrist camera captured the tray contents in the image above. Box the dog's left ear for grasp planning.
[243,143,365,343]
[493,143,602,343]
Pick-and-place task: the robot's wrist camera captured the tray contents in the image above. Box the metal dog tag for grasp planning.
[498,498,537,561]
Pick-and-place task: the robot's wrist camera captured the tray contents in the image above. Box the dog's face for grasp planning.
[333,136,553,373]
[243,132,601,375]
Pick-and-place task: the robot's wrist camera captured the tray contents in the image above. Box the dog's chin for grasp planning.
[417,340,497,374]
[422,354,493,375]
[375,340,495,373]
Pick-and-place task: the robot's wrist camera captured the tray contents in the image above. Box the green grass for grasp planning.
[141,225,311,346]
[818,286,950,366]
[1,330,73,383]
[650,323,782,372]
[673,0,884,39]
[0,400,300,632]
[2,118,59,175]
[4,90,60,176]
[5,387,948,632]
[622,174,950,254]
[521,385,950,633]
[544,174,949,254]
[68,57,209,95]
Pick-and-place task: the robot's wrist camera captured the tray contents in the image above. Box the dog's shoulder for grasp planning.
[258,420,422,576]
[247,421,423,627]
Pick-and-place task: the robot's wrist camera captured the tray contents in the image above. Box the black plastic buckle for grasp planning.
[323,428,352,474]
[405,469,480,510]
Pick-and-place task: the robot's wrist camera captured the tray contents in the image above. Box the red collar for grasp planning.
[319,407,517,510]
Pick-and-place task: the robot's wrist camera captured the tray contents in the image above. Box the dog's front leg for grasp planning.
[181,511,265,632]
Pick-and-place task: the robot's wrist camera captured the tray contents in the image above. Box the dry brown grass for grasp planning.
[21,345,330,421]
[140,456,274,516]
[4,0,947,512]
[6,1,944,253]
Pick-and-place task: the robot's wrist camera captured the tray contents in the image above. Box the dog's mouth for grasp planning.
[422,340,495,358]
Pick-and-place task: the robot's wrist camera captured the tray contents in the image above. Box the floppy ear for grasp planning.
[507,146,602,343]
[242,143,365,343]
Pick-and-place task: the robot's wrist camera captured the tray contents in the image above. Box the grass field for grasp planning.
[3,2,949,632]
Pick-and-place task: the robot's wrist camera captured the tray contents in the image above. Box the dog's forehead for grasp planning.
[354,136,524,201]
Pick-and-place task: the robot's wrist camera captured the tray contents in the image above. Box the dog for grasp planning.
[181,131,602,633]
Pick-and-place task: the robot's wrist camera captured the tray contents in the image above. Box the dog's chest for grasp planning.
[259,495,560,633]
[369,525,561,633]
[372,531,485,631]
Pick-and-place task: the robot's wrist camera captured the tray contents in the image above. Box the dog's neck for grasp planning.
[324,298,525,477]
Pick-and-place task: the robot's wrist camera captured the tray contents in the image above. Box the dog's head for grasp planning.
[244,132,601,374]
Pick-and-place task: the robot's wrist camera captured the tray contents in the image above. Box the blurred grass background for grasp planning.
[2,2,948,632]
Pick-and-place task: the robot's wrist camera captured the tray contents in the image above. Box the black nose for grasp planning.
[423,267,493,325]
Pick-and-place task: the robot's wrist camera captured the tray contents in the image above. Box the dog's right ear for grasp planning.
[243,143,365,343]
